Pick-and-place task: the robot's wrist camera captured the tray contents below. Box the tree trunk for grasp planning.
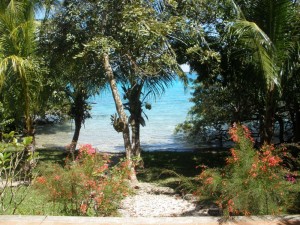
[131,117,140,157]
[131,117,144,168]
[23,80,36,157]
[102,53,137,183]
[69,91,86,160]
[129,89,143,168]
[22,80,36,169]
[70,114,82,161]
[275,115,284,143]
[294,110,300,143]
[262,87,276,144]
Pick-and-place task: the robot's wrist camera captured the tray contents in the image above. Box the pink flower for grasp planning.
[286,174,296,183]
[79,144,96,156]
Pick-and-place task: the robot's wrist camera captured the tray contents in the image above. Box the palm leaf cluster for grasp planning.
[0,0,39,133]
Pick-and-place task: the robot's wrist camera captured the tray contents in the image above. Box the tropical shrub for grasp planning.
[196,124,299,216]
[0,132,36,214]
[34,144,131,216]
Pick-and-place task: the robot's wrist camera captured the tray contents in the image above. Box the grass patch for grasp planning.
[137,149,229,191]
[0,187,65,216]
[36,148,68,166]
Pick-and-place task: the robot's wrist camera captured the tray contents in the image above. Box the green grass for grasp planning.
[0,148,69,215]
[137,149,229,192]
[36,148,69,165]
[0,187,66,216]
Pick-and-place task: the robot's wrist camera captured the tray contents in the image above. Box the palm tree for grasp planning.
[0,0,39,139]
[227,0,300,143]
[120,77,175,165]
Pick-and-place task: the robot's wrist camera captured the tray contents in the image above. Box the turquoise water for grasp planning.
[35,77,195,152]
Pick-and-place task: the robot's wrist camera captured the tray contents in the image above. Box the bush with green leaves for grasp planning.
[34,144,131,216]
[196,124,299,216]
[0,132,36,214]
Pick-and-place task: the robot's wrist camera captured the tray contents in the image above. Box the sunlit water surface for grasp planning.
[35,78,198,152]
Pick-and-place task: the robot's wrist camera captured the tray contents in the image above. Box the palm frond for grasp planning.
[228,0,299,90]
[226,9,278,88]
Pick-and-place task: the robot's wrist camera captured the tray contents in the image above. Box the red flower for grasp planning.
[230,148,239,162]
[204,177,214,185]
[229,127,239,142]
[36,176,47,184]
[80,203,88,214]
[228,199,235,213]
[229,124,254,143]
[268,156,282,167]
[96,164,109,173]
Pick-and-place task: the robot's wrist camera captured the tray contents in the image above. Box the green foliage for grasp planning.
[0,132,37,214]
[38,0,108,150]
[0,0,48,134]
[33,144,131,216]
[176,0,300,144]
[196,125,299,216]
[0,102,14,134]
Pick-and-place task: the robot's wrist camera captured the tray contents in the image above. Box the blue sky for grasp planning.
[180,64,190,72]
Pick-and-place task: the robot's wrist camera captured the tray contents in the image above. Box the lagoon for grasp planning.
[35,77,195,152]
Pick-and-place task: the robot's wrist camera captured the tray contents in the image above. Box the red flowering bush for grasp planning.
[34,144,131,216]
[196,124,299,216]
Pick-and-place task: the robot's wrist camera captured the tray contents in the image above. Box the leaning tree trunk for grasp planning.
[102,53,137,183]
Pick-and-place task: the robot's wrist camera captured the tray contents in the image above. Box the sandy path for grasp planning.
[118,183,220,217]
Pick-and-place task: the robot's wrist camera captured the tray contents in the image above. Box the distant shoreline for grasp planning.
[36,144,229,154]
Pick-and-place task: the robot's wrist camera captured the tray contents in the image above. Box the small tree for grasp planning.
[38,0,106,158]
[197,124,297,216]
